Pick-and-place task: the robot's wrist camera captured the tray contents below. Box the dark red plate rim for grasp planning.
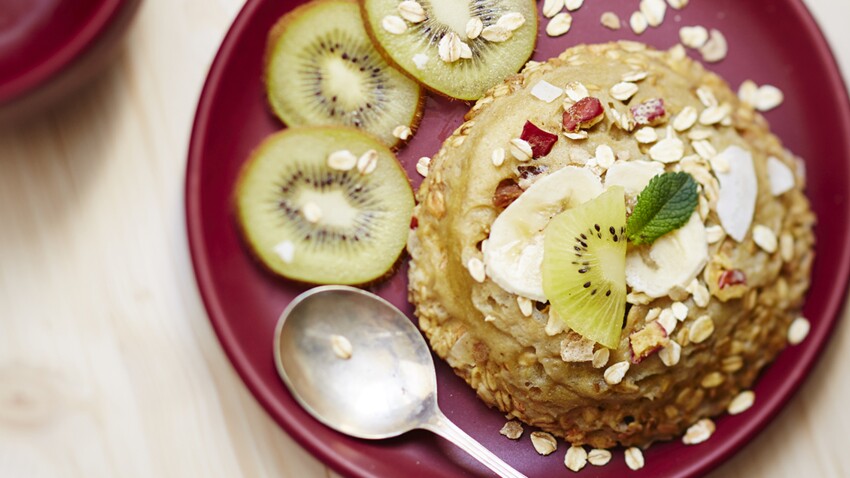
[0,0,133,105]
[186,0,850,476]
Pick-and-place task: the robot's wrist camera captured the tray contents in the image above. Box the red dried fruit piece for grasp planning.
[493,179,524,208]
[520,121,558,158]
[718,269,746,289]
[630,98,667,126]
[517,164,549,189]
[563,97,605,132]
[629,321,668,363]
[410,216,419,229]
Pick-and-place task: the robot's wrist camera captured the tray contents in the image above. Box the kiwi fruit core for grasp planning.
[361,0,537,100]
[542,187,628,348]
[235,126,414,285]
[265,0,423,147]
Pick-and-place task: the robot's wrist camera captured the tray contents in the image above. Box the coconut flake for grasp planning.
[714,146,757,242]
[767,156,795,196]
[273,241,295,263]
[531,80,564,103]
[604,160,664,199]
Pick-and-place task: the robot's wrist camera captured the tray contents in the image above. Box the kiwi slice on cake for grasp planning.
[265,0,424,148]
[235,126,414,285]
[360,0,537,100]
[542,187,628,348]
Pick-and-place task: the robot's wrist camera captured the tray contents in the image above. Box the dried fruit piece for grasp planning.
[630,98,667,126]
[563,97,605,132]
[629,321,669,363]
[521,121,558,158]
[493,179,524,208]
[717,269,746,289]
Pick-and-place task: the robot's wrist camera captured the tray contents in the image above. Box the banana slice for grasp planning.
[625,212,708,298]
[603,160,665,198]
[483,166,603,301]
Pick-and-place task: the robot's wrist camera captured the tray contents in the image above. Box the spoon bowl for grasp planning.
[274,285,526,478]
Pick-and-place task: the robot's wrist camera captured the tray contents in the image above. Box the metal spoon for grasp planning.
[274,285,526,478]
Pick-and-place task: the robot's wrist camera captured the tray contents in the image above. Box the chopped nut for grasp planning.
[679,25,709,49]
[728,390,755,415]
[645,307,662,322]
[700,29,728,63]
[481,25,512,42]
[564,445,588,472]
[673,106,698,131]
[683,418,715,445]
[542,0,565,18]
[330,334,353,359]
[634,126,658,144]
[689,315,715,343]
[397,1,426,23]
[604,361,630,385]
[640,0,667,27]
[500,420,524,439]
[491,147,506,167]
[416,156,431,177]
[530,431,558,456]
[592,347,610,368]
[381,15,407,34]
[753,224,778,253]
[509,138,533,162]
[600,11,621,30]
[659,340,681,366]
[531,80,563,103]
[630,321,669,362]
[517,296,533,317]
[627,291,653,305]
[467,257,486,282]
[565,0,583,11]
[302,202,323,223]
[610,81,639,101]
[624,447,645,470]
[587,449,612,466]
[392,125,412,140]
[466,17,484,39]
[546,12,573,37]
[630,11,649,35]
[327,149,358,170]
[671,301,689,320]
[788,317,811,345]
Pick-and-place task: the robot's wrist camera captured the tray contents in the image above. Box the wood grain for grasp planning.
[0,1,848,477]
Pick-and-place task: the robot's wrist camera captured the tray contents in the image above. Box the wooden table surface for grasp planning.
[1,1,849,477]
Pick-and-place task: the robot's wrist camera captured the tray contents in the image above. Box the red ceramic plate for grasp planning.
[186,1,850,476]
[0,0,141,121]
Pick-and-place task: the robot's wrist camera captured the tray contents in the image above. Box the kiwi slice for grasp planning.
[265,0,424,147]
[361,0,537,100]
[235,126,414,285]
[542,187,628,348]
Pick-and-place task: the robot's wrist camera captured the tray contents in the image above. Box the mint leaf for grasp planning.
[626,172,698,245]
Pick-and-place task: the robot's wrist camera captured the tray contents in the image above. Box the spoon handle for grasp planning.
[423,411,527,478]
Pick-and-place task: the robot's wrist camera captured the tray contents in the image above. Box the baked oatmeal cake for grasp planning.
[407,41,815,448]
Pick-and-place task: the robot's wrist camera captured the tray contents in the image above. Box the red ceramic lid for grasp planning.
[186,0,850,476]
